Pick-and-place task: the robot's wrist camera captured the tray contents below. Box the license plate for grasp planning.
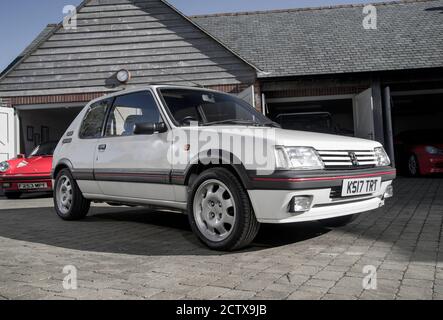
[341,177,381,197]
[18,183,48,190]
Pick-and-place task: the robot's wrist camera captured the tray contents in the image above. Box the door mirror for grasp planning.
[134,122,167,135]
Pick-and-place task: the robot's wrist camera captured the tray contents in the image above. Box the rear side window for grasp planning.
[105,91,161,137]
[79,99,112,139]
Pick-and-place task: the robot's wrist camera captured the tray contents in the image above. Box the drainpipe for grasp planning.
[371,79,385,145]
[383,86,395,167]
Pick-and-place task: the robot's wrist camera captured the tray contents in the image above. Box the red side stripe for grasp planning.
[253,170,396,183]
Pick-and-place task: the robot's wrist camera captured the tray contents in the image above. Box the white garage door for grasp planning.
[237,85,255,107]
[0,107,15,162]
[353,88,375,140]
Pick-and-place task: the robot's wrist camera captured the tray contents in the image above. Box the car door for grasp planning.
[93,90,173,202]
[71,98,113,196]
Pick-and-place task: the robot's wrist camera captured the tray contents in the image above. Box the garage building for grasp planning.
[0,0,442,169]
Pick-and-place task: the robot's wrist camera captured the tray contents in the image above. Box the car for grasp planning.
[52,85,396,251]
[0,141,57,199]
[394,130,443,176]
[275,112,354,136]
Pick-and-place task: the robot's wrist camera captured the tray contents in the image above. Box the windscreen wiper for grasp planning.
[203,119,275,127]
[203,119,263,126]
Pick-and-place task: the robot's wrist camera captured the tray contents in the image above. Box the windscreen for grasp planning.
[29,142,58,157]
[158,88,272,127]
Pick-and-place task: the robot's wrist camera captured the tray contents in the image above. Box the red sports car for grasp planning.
[395,130,443,176]
[0,141,57,199]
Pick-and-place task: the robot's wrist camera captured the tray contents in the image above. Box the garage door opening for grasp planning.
[266,99,355,136]
[17,106,83,155]
[391,92,443,177]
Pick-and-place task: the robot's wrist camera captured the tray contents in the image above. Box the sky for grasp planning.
[0,0,396,72]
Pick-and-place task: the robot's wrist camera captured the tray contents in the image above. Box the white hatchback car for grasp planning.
[52,85,396,251]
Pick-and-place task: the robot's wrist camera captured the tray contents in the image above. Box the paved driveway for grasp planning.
[0,178,442,300]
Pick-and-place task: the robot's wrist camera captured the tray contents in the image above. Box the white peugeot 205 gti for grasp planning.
[52,85,395,251]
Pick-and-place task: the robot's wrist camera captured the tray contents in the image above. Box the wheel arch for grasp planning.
[181,150,252,190]
[52,158,74,179]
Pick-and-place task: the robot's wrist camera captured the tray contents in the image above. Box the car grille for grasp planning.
[318,150,377,170]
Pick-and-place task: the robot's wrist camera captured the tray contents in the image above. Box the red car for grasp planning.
[395,130,443,176]
[0,141,57,199]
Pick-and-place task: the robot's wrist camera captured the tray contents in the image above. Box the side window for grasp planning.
[79,99,111,139]
[105,91,162,137]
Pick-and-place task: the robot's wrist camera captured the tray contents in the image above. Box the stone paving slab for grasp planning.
[0,178,442,300]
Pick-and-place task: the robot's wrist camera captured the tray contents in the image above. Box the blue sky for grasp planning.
[0,0,395,72]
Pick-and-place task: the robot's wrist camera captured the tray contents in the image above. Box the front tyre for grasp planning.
[188,168,260,251]
[54,168,90,220]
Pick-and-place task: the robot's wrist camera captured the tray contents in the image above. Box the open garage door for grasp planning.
[0,107,16,162]
[353,88,375,140]
[391,91,443,176]
[16,105,83,155]
[265,97,355,136]
[237,85,255,108]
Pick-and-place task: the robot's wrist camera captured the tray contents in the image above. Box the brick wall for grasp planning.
[8,92,107,106]
[0,98,12,108]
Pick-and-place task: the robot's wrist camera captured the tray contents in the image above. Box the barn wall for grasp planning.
[0,0,256,97]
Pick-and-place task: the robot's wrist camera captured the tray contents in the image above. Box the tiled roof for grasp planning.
[192,0,443,78]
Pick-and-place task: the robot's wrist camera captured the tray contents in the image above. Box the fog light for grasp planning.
[2,183,11,188]
[384,185,394,199]
[288,196,313,213]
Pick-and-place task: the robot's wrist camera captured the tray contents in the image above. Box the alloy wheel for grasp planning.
[193,179,237,242]
[57,175,73,214]
[408,155,418,176]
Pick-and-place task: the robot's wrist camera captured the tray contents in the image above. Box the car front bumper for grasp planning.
[247,167,396,224]
[0,174,53,192]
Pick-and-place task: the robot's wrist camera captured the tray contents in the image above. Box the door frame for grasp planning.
[0,106,18,161]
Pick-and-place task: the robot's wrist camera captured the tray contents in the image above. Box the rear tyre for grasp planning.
[4,192,22,199]
[54,168,90,220]
[188,168,260,251]
[321,214,358,228]
[407,154,420,177]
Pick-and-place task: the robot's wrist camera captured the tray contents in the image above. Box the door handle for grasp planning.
[98,144,107,151]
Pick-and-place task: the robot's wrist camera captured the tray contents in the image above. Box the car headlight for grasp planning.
[374,147,391,166]
[0,161,10,173]
[425,146,443,155]
[275,147,324,170]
